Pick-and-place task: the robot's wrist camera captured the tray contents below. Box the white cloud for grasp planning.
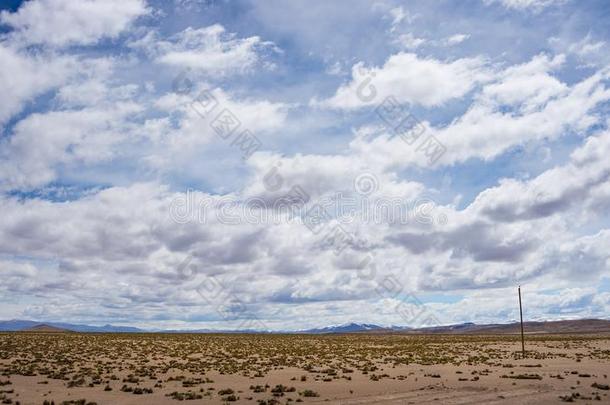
[0,44,75,125]
[395,33,426,50]
[147,86,289,173]
[389,6,409,27]
[0,102,144,190]
[0,155,607,328]
[568,33,606,59]
[319,53,491,109]
[1,0,149,47]
[139,24,276,74]
[444,34,470,46]
[346,54,610,168]
[0,0,149,126]
[434,59,610,165]
[480,53,567,111]
[483,0,565,12]
[548,34,608,68]
[470,128,610,223]
[387,6,417,32]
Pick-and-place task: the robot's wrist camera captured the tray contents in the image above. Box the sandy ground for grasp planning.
[0,333,609,404]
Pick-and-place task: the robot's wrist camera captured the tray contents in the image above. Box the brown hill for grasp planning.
[22,324,70,333]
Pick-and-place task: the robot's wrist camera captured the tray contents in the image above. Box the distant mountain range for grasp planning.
[1,319,609,334]
[298,322,390,334]
[0,319,143,333]
[297,322,411,334]
[0,320,410,333]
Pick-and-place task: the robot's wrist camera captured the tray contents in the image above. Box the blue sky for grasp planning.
[0,0,609,330]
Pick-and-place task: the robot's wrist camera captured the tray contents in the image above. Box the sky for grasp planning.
[0,0,609,331]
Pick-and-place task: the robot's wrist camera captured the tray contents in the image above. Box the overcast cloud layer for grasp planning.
[0,0,609,331]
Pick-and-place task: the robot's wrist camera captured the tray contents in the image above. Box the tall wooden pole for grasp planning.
[518,286,525,357]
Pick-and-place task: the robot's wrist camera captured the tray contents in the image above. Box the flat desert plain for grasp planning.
[0,333,609,404]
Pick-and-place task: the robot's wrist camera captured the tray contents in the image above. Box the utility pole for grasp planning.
[518,286,525,357]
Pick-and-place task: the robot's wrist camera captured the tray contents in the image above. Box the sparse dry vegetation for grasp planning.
[0,333,608,404]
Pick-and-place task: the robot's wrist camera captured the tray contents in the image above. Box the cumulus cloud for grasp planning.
[344,53,610,168]
[134,24,277,74]
[0,102,144,190]
[0,0,149,127]
[471,129,610,222]
[0,44,76,125]
[319,53,491,109]
[0,0,149,47]
[434,57,610,165]
[0,168,607,328]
